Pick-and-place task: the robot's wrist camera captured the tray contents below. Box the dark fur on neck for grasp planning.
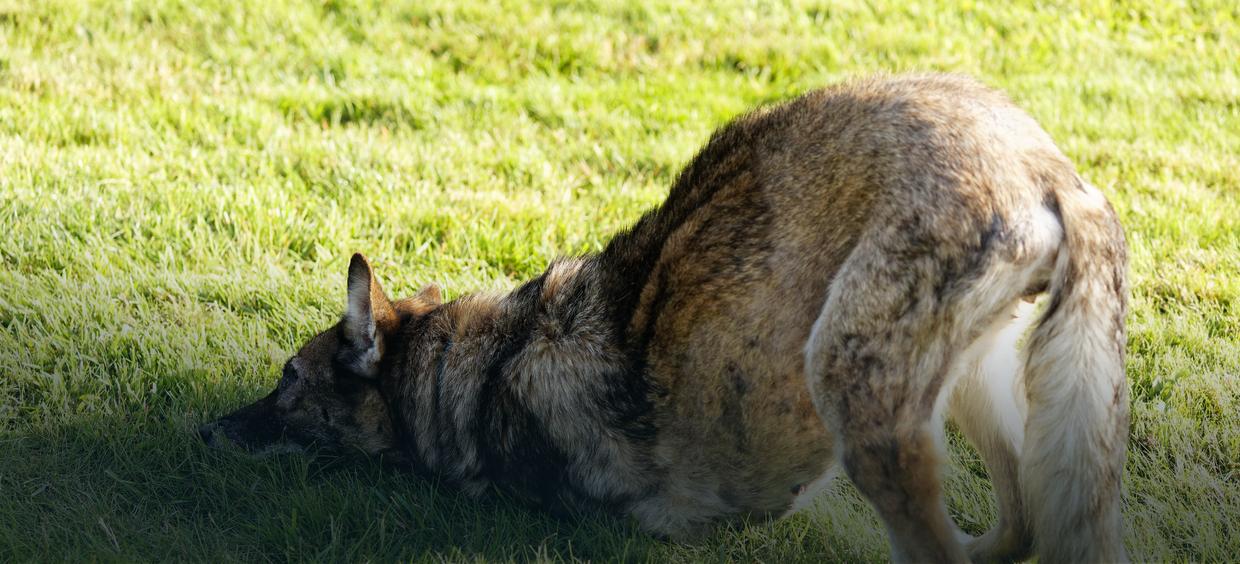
[379,260,660,513]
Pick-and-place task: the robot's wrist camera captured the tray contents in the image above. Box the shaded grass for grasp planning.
[1,0,1237,560]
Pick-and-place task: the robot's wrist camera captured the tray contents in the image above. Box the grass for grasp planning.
[0,0,1237,561]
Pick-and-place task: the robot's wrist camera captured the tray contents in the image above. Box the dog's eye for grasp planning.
[319,407,331,422]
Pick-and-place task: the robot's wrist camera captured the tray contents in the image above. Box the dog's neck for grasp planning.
[381,258,655,510]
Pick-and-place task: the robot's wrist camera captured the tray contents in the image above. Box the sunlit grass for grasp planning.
[1,0,1237,560]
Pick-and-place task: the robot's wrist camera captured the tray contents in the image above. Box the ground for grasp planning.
[0,0,1237,561]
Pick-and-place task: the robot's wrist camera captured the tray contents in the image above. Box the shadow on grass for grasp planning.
[6,383,1238,562]
[0,408,661,562]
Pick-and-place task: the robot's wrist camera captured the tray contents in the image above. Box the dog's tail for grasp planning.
[1021,179,1129,563]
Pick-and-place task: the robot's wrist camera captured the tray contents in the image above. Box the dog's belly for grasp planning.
[632,341,838,539]
[630,390,836,539]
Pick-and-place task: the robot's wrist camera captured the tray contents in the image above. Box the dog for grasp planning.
[201,74,1129,563]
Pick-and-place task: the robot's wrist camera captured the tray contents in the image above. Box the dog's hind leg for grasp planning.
[805,207,1054,563]
[948,300,1038,562]
[806,260,968,561]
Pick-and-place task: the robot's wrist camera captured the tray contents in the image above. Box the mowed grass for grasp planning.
[1,0,1237,561]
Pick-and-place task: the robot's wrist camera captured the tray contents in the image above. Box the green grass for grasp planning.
[1,0,1237,561]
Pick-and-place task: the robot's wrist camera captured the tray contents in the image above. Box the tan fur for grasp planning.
[204,74,1129,563]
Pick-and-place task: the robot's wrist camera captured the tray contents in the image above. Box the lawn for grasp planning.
[0,0,1237,561]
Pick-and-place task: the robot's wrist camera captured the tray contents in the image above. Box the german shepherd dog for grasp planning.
[201,74,1129,563]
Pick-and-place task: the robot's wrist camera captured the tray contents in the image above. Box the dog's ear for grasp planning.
[342,253,395,378]
[393,283,442,319]
[414,283,442,305]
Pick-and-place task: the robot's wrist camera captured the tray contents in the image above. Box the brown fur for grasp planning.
[202,74,1129,563]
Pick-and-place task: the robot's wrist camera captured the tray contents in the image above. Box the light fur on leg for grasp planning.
[949,300,1037,562]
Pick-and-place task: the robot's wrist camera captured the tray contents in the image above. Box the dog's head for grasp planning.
[199,253,440,457]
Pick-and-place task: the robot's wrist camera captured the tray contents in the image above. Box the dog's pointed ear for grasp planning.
[414,283,442,305]
[393,283,443,318]
[342,253,395,378]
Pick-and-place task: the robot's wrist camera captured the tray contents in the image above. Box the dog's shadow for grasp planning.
[0,407,662,561]
[2,363,894,562]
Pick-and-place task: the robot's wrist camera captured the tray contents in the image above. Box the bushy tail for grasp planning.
[1021,180,1130,563]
